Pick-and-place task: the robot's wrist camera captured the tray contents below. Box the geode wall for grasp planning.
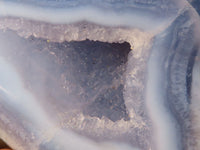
[0,1,199,150]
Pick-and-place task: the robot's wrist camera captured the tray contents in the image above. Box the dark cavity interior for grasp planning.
[0,29,131,122]
[0,138,11,149]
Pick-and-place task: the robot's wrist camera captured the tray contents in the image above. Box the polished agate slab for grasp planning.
[0,0,199,150]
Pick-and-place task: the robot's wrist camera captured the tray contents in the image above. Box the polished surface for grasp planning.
[0,0,199,150]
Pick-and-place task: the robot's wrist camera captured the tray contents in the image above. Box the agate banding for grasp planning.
[0,0,199,150]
